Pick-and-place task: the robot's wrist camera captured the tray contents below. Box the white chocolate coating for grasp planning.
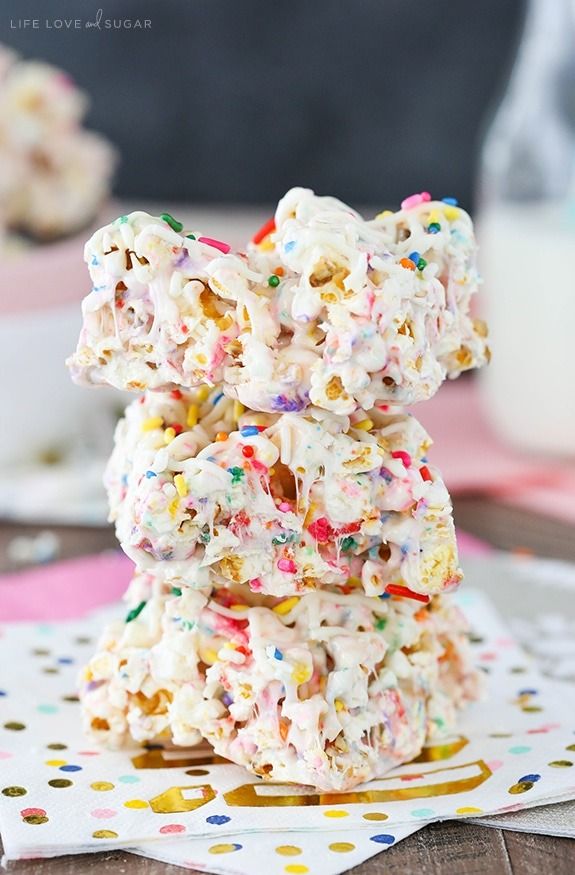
[68,189,488,412]
[80,572,481,791]
[107,390,461,598]
[0,49,115,239]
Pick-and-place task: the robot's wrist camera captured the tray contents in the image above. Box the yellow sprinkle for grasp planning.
[443,205,460,222]
[215,431,228,442]
[258,239,275,252]
[291,663,311,685]
[164,427,176,444]
[196,386,210,402]
[273,597,300,615]
[45,760,67,767]
[223,642,237,649]
[334,699,345,712]
[196,353,207,365]
[354,419,373,431]
[284,866,309,874]
[323,809,349,818]
[91,782,114,791]
[174,474,188,497]
[428,209,441,223]
[186,404,199,428]
[200,647,218,665]
[168,497,180,517]
[230,604,249,612]
[141,416,163,432]
[347,576,362,588]
[233,400,245,421]
[375,210,393,219]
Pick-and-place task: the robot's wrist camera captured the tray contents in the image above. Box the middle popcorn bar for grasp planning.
[107,388,461,599]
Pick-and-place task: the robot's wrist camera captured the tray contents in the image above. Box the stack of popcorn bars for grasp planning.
[67,188,490,792]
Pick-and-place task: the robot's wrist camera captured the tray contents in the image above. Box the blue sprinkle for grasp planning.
[212,392,224,405]
[442,196,458,205]
[519,774,541,783]
[60,764,82,772]
[57,657,74,665]
[408,251,420,264]
[379,593,391,600]
[400,544,410,556]
[273,648,283,660]
[518,688,538,696]
[284,240,296,252]
[121,474,128,486]
[241,426,260,437]
[91,255,99,266]
[428,225,440,234]
[145,470,157,479]
[370,834,395,845]
[206,814,231,825]
[0,690,6,697]
[222,693,234,707]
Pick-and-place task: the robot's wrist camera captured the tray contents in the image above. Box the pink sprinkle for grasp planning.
[400,191,431,210]
[391,450,412,468]
[91,808,117,819]
[21,808,46,818]
[198,236,231,254]
[278,501,292,512]
[159,823,186,834]
[277,558,297,574]
[249,577,263,592]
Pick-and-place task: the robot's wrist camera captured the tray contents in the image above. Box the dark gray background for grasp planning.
[2,0,524,209]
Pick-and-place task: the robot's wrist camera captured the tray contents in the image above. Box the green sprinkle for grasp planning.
[160,212,183,233]
[171,587,182,597]
[200,531,211,544]
[417,257,427,271]
[268,274,280,287]
[375,618,387,631]
[182,619,195,631]
[117,215,128,225]
[186,233,196,240]
[228,466,244,484]
[427,222,441,234]
[340,536,356,552]
[125,601,147,623]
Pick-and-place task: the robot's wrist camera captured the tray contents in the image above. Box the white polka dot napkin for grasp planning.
[1,588,575,872]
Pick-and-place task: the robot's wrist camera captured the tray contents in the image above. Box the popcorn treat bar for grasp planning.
[81,572,481,791]
[68,189,488,413]
[108,390,461,598]
[231,188,489,413]
[0,51,115,239]
[67,211,276,392]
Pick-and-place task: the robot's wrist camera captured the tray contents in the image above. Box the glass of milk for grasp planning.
[476,0,575,456]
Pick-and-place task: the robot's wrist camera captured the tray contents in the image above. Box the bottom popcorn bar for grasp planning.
[81,572,481,792]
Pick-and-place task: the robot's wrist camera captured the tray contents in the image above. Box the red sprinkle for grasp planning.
[242,445,255,458]
[198,236,231,254]
[181,325,188,334]
[391,450,412,468]
[170,389,183,400]
[420,465,432,481]
[251,217,276,245]
[385,584,430,603]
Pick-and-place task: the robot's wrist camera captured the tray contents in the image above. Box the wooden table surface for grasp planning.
[1,496,575,874]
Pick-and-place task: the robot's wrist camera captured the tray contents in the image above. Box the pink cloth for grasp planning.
[416,381,575,522]
[0,551,131,621]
